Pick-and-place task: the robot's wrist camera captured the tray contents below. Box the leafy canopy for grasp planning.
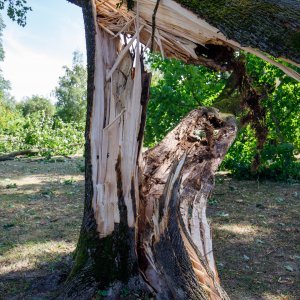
[55,51,87,124]
[17,95,55,118]
[0,0,31,26]
[146,53,300,180]
[145,54,227,146]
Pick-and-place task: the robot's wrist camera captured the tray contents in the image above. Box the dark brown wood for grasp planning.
[138,108,236,299]
[0,149,39,161]
[66,0,83,7]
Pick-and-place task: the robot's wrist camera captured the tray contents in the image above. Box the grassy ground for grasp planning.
[0,157,84,299]
[210,175,300,300]
[0,158,299,299]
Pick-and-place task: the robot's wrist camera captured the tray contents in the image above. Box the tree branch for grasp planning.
[66,0,83,8]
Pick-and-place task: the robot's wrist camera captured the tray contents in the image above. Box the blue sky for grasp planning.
[1,0,86,102]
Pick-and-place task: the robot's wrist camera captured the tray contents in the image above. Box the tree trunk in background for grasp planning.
[60,0,298,299]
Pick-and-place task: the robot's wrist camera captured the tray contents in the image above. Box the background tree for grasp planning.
[54,50,87,124]
[17,95,55,118]
[0,10,85,158]
[0,13,20,145]
[0,0,31,26]
[146,53,300,181]
[0,13,12,103]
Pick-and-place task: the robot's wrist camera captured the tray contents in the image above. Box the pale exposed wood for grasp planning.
[95,0,300,81]
[105,25,144,81]
[90,0,148,237]
[242,47,300,82]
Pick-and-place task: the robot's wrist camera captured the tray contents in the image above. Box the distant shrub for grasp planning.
[0,111,84,158]
[222,126,299,181]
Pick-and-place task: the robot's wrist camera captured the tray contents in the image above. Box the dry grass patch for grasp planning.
[0,158,299,299]
[0,157,84,299]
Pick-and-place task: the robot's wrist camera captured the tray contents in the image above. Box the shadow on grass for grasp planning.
[0,158,84,299]
[208,174,300,300]
[0,253,73,299]
[1,159,299,299]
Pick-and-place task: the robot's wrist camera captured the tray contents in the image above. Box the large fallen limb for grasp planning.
[95,0,300,81]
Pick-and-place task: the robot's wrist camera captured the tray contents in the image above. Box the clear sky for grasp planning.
[1,0,86,102]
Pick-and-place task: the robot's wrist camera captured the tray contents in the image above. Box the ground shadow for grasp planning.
[208,174,300,300]
[0,157,84,299]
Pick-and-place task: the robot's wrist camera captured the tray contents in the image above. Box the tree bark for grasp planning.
[138,109,236,299]
[58,4,237,299]
[175,0,300,64]
[60,0,298,299]
[60,0,152,298]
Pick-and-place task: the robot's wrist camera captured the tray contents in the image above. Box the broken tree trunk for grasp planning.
[58,2,237,299]
[139,109,236,299]
[60,0,299,299]
[61,6,236,299]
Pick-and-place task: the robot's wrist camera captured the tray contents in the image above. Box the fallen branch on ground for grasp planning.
[0,149,40,161]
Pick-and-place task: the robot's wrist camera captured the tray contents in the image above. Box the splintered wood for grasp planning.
[90,0,145,237]
[140,108,236,299]
[95,0,300,81]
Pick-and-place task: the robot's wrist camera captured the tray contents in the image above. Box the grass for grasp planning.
[0,157,84,299]
[0,157,299,299]
[209,175,300,300]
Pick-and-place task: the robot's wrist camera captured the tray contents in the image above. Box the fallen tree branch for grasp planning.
[0,143,83,162]
[0,149,39,161]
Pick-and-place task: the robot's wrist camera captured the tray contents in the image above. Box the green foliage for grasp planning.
[221,126,257,179]
[145,54,226,146]
[55,51,87,124]
[0,17,85,159]
[17,95,55,118]
[0,111,84,158]
[0,14,12,101]
[222,127,300,181]
[246,54,300,150]
[146,53,300,181]
[0,14,18,137]
[63,178,76,185]
[0,0,31,26]
[259,143,299,180]
[222,54,300,180]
